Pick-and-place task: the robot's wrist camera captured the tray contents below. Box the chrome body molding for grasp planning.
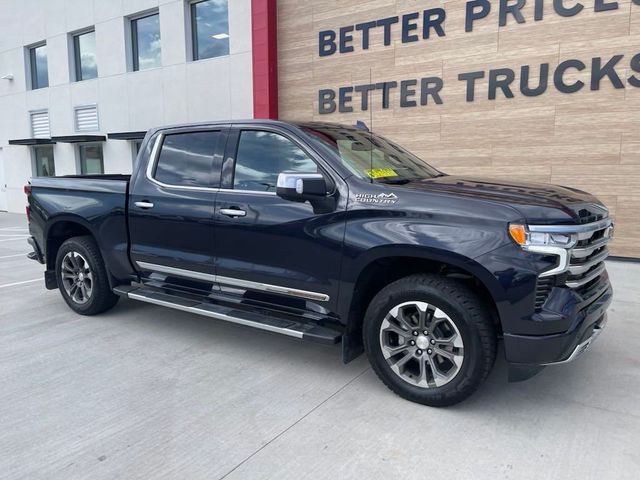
[136,261,216,282]
[215,274,330,302]
[136,261,330,302]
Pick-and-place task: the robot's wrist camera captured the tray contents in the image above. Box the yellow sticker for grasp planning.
[365,168,398,179]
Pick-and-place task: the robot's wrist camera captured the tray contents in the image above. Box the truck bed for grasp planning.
[28,174,134,282]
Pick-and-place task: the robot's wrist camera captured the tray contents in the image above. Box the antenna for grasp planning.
[369,67,374,184]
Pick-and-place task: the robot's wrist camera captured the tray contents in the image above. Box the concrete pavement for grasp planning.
[1,212,639,479]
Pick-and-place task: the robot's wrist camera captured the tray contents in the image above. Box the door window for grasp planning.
[233,131,317,192]
[154,131,220,187]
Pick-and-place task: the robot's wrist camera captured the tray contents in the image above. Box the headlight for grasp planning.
[509,224,576,248]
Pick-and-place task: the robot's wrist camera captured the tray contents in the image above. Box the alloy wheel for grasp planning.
[379,301,464,388]
[60,251,94,305]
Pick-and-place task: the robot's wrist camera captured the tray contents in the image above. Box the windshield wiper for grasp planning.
[378,178,413,185]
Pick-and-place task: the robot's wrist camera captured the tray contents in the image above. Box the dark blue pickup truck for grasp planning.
[25,120,613,406]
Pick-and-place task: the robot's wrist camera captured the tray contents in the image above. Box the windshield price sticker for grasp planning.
[366,168,399,179]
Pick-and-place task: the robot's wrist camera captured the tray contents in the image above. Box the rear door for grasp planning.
[128,125,227,289]
[212,124,347,314]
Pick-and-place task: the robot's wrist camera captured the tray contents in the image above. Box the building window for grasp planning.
[190,0,229,61]
[73,29,98,81]
[28,43,48,89]
[33,146,55,177]
[79,144,104,174]
[131,13,161,71]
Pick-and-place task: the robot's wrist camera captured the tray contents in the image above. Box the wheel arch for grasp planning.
[44,215,97,271]
[340,246,504,363]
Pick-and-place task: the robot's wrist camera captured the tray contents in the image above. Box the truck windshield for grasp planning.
[300,124,443,183]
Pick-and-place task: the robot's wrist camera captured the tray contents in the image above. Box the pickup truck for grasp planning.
[25,120,614,406]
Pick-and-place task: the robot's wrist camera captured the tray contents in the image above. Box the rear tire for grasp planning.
[363,274,496,407]
[55,236,119,316]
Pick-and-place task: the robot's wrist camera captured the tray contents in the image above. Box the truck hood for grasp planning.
[402,175,609,224]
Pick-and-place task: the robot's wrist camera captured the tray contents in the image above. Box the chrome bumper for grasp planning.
[542,315,608,366]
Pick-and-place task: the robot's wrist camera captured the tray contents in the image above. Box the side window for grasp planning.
[154,131,220,187]
[233,131,317,192]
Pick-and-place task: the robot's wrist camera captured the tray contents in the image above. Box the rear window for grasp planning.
[154,131,220,187]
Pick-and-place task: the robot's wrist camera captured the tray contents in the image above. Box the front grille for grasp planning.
[564,219,613,290]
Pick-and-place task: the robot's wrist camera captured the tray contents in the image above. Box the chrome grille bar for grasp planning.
[567,249,610,275]
[572,237,609,258]
[566,263,607,289]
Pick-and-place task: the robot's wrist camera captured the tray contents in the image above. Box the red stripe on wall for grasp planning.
[251,0,278,119]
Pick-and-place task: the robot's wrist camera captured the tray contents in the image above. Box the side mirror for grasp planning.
[276,172,327,201]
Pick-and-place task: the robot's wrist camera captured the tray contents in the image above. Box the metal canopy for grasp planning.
[8,138,56,146]
[107,131,146,141]
[50,135,106,143]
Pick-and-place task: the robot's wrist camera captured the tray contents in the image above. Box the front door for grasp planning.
[128,126,227,289]
[213,125,347,315]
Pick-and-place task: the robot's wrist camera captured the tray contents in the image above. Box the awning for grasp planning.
[108,131,146,141]
[50,135,106,143]
[8,138,56,146]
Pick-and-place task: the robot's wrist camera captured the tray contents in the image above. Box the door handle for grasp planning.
[135,201,154,209]
[220,208,247,218]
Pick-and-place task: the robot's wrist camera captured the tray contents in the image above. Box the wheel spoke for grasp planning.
[80,284,89,301]
[434,331,464,349]
[426,354,450,387]
[389,351,414,375]
[416,358,429,387]
[381,343,410,359]
[433,346,464,368]
[381,321,411,340]
[389,306,415,332]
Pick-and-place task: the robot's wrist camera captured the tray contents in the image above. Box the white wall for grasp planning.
[0,0,254,212]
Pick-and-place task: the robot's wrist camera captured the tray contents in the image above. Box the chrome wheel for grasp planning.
[379,301,464,388]
[60,251,93,305]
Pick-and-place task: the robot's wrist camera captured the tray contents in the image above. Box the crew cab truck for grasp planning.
[25,120,614,406]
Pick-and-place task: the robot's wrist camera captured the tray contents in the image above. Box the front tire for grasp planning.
[55,236,119,316]
[363,274,497,407]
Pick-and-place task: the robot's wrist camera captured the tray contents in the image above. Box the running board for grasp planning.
[114,285,341,345]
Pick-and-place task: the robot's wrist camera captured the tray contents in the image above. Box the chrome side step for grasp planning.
[114,285,341,345]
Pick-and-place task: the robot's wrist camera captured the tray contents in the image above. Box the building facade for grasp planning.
[0,0,254,213]
[1,0,639,258]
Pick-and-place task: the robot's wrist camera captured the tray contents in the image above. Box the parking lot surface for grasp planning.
[1,212,639,479]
